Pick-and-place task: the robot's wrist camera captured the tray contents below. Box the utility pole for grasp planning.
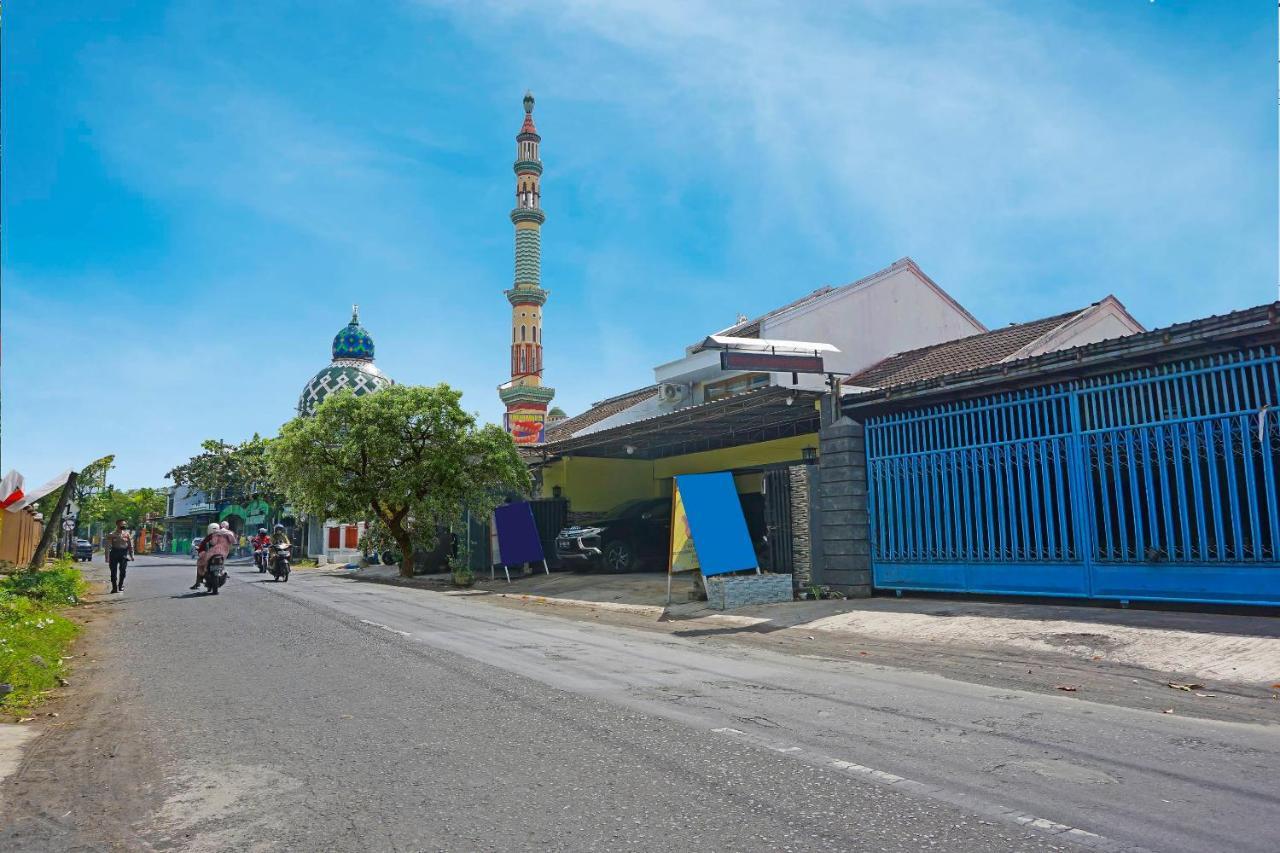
[30,470,79,568]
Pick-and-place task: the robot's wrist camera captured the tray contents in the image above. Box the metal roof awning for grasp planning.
[697,335,840,354]
[541,385,823,460]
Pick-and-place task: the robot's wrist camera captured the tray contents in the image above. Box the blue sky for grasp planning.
[3,1,1276,488]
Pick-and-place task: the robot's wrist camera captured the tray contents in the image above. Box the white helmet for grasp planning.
[207,522,220,534]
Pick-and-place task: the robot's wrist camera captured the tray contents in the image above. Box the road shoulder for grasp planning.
[351,571,1280,725]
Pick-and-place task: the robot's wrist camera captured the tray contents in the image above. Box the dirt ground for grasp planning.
[0,579,170,851]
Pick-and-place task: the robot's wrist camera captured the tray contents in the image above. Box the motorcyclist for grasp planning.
[191,522,236,590]
[251,527,272,571]
[269,523,292,575]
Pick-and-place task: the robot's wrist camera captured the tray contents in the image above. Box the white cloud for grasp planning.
[420,0,1274,322]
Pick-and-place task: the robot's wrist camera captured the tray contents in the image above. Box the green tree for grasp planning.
[166,434,275,499]
[80,486,167,531]
[268,384,529,577]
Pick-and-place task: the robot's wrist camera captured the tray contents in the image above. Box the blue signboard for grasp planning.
[674,472,758,576]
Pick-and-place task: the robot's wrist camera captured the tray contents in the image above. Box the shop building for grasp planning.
[535,259,1142,582]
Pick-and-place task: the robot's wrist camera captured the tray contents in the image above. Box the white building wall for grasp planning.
[762,265,985,377]
[1012,299,1144,360]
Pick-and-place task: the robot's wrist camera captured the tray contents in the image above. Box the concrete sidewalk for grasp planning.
[354,566,1280,688]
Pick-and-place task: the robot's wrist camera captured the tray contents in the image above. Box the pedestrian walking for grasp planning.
[104,518,135,594]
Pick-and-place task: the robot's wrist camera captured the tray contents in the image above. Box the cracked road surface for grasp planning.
[2,555,1276,851]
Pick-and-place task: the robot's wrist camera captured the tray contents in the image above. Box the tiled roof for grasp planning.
[543,386,657,442]
[848,308,1086,390]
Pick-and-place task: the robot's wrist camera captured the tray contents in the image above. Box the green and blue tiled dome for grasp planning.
[298,306,393,417]
[332,308,376,360]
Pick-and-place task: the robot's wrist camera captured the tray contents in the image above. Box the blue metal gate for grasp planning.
[865,347,1280,605]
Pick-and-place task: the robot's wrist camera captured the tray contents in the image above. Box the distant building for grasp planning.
[498,91,556,445]
[296,307,395,562]
[298,306,393,417]
[162,484,219,555]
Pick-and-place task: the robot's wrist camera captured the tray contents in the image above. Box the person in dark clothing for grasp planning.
[103,518,134,593]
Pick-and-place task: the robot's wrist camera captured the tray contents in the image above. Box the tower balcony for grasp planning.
[498,381,556,407]
[506,287,548,306]
[510,208,546,225]
[513,159,543,176]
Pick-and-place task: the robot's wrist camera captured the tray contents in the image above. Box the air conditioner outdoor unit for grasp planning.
[658,383,689,404]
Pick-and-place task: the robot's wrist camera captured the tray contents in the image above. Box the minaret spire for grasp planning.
[499,91,555,445]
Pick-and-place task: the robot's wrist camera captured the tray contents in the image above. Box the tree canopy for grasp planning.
[268,384,529,577]
[81,486,167,531]
[166,434,275,498]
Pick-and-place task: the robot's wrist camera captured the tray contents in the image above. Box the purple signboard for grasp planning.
[492,501,544,565]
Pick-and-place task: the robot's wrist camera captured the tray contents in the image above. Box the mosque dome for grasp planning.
[332,307,376,360]
[298,306,393,417]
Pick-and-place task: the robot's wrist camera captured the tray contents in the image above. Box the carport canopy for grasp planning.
[540,386,823,460]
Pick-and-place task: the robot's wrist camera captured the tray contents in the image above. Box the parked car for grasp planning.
[556,491,775,574]
[556,497,671,573]
[73,539,93,562]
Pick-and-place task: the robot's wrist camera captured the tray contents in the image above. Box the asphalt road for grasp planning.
[2,555,1277,852]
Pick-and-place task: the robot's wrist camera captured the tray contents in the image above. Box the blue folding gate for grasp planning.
[865,347,1280,605]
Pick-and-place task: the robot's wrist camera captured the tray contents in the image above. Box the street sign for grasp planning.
[62,518,75,531]
[719,350,825,374]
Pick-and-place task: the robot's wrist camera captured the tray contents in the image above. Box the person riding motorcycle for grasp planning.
[191,522,236,590]
[269,524,292,577]
[251,527,272,571]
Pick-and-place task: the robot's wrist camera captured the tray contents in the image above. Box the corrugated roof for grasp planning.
[543,386,657,442]
[849,308,1086,389]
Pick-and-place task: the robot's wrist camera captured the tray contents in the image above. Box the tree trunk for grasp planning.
[395,535,415,578]
[383,521,415,578]
[30,472,78,569]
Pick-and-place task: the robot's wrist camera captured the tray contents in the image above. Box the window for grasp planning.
[344,526,358,549]
[327,527,340,549]
[703,372,770,402]
[521,325,526,341]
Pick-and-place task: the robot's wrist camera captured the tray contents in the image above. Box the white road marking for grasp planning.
[358,618,411,637]
[710,727,1149,852]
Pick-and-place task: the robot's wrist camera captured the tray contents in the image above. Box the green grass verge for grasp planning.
[0,558,88,711]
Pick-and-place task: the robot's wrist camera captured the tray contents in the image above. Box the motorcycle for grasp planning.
[254,546,268,573]
[270,544,291,583]
[204,555,228,595]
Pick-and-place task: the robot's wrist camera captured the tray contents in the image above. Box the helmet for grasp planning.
[258,527,267,534]
[207,523,220,534]
[274,523,285,531]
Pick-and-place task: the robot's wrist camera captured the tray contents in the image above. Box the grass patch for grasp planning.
[0,558,88,711]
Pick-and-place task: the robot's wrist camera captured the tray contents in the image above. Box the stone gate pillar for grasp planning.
[814,415,872,597]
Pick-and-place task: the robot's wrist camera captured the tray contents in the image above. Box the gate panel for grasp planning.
[762,466,795,575]
[1078,350,1280,603]
[866,346,1280,604]
[867,387,1087,596]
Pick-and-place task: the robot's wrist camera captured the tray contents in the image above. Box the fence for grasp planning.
[865,347,1280,605]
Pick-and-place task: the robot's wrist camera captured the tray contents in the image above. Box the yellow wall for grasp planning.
[542,432,818,511]
[540,456,659,513]
[652,434,815,480]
